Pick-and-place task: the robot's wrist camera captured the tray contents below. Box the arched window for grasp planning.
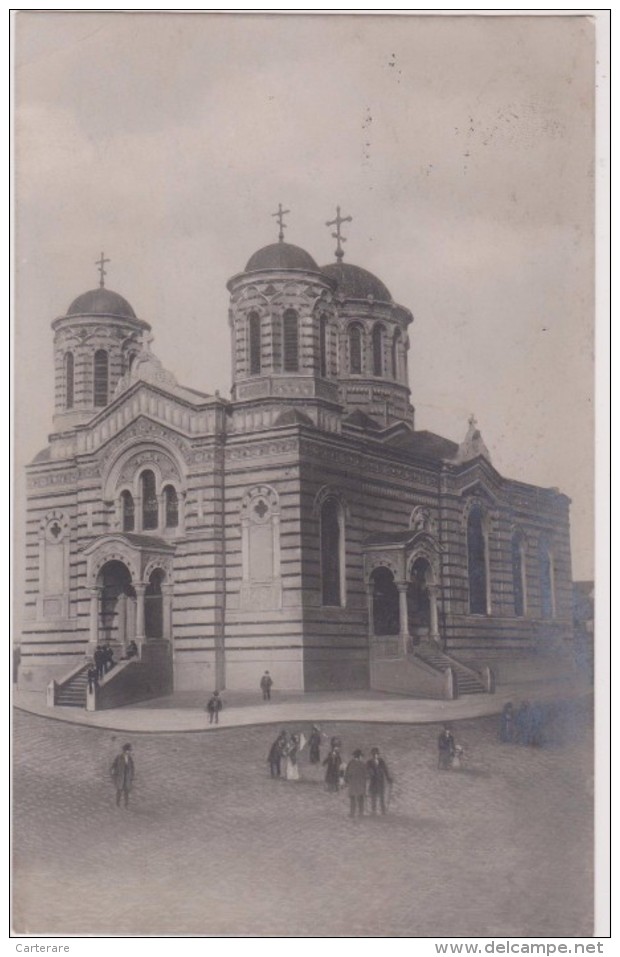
[539,543,555,619]
[371,567,400,636]
[349,323,362,374]
[283,309,299,372]
[141,470,158,531]
[93,350,109,407]
[319,315,328,378]
[164,485,179,528]
[248,311,261,375]
[511,533,526,617]
[372,324,384,377]
[321,497,345,606]
[391,331,401,381]
[64,352,74,409]
[121,490,135,532]
[467,504,488,614]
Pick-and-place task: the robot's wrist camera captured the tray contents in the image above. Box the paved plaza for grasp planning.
[13,701,593,937]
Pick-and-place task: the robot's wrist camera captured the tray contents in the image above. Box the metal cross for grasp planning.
[95,252,110,288]
[468,413,478,429]
[326,206,352,262]
[271,204,290,242]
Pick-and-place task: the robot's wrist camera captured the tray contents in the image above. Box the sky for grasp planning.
[13,11,596,579]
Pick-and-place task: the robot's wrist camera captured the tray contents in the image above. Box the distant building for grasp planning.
[19,225,574,704]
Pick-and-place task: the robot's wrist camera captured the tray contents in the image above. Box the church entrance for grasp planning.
[145,568,164,639]
[370,567,400,636]
[98,559,137,651]
[407,557,431,643]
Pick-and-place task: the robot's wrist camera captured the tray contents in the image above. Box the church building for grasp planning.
[19,210,574,707]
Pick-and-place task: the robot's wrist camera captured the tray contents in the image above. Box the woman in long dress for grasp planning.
[284,733,300,781]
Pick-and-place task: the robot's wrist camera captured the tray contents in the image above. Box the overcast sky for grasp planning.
[14,11,595,578]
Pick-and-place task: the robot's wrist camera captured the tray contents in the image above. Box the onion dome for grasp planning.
[66,288,136,319]
[245,242,319,273]
[321,262,392,302]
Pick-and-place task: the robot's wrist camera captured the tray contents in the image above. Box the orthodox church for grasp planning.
[19,210,574,707]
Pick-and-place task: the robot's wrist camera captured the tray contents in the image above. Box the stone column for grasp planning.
[117,593,127,649]
[87,586,102,655]
[134,583,146,645]
[397,583,409,657]
[161,582,173,640]
[427,584,440,643]
[158,492,166,530]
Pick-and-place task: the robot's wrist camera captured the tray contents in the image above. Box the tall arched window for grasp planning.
[467,504,488,614]
[321,497,345,606]
[141,470,158,531]
[64,352,74,409]
[248,311,261,375]
[349,323,362,374]
[511,532,526,617]
[391,331,401,381]
[372,324,384,377]
[283,309,299,372]
[164,485,179,528]
[539,542,555,619]
[121,491,135,532]
[93,350,109,407]
[319,315,328,378]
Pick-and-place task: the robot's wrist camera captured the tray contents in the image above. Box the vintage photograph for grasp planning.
[12,11,599,938]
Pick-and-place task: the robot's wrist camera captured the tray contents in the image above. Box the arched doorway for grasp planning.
[145,568,165,639]
[98,560,136,649]
[407,558,432,643]
[370,567,400,636]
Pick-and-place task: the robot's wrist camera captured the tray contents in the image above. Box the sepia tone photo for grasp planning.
[12,11,600,938]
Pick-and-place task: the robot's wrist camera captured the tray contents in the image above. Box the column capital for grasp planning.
[396,581,409,593]
[134,582,147,596]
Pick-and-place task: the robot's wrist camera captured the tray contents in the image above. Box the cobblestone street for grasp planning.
[13,702,593,937]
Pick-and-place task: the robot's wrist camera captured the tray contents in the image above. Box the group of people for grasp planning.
[86,640,139,692]
[499,700,554,747]
[268,728,394,817]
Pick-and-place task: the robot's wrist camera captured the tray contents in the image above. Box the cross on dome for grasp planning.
[95,252,110,289]
[326,206,352,262]
[271,203,290,242]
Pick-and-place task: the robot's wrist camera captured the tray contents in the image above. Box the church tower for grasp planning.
[226,207,342,434]
[51,254,150,432]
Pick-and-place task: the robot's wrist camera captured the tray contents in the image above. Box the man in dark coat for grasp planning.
[437,725,455,770]
[87,663,98,694]
[206,690,223,724]
[308,725,322,764]
[322,745,342,792]
[268,731,287,777]
[366,747,393,815]
[344,749,367,817]
[94,645,105,681]
[260,671,273,701]
[110,743,135,808]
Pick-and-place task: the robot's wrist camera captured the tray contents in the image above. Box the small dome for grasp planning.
[66,288,136,319]
[321,262,392,302]
[245,242,319,273]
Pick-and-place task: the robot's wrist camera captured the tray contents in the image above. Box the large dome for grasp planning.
[66,288,137,319]
[321,262,392,302]
[245,242,319,273]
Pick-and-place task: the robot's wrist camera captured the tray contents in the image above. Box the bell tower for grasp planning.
[51,255,151,432]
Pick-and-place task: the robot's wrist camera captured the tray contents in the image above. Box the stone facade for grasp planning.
[19,238,574,694]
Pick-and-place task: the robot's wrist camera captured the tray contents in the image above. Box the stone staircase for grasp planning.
[54,665,89,707]
[414,644,487,695]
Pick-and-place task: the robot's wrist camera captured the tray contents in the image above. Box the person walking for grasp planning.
[110,743,135,808]
[344,749,367,818]
[437,725,455,770]
[94,645,105,682]
[268,731,287,778]
[366,747,393,815]
[323,744,342,792]
[260,671,273,701]
[308,725,322,764]
[206,690,223,724]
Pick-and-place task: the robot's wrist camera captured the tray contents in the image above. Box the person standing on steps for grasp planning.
[206,690,223,725]
[260,671,273,701]
[110,743,135,808]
